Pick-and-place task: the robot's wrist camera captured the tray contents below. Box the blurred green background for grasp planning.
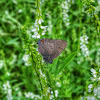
[0,0,100,100]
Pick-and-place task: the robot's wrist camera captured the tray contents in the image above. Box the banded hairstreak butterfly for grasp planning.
[37,39,67,64]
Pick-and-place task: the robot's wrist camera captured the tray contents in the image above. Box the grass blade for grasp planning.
[57,51,77,74]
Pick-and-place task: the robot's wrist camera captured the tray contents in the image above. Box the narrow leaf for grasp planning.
[57,51,77,74]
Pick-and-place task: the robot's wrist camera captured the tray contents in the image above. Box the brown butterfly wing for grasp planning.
[38,39,67,63]
[50,39,67,60]
[38,44,46,56]
[38,39,54,56]
[38,39,55,63]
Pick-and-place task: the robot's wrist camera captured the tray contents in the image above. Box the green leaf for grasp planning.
[51,57,59,73]
[6,38,19,45]
[57,51,77,74]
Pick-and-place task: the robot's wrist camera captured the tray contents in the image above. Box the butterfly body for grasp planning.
[37,39,67,64]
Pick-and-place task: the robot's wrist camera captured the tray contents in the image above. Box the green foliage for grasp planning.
[57,52,77,74]
[0,0,100,100]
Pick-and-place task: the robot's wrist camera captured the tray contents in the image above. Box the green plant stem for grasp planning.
[29,46,43,93]
[46,68,56,100]
[78,0,82,52]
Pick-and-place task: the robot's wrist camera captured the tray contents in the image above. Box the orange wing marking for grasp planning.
[41,39,44,42]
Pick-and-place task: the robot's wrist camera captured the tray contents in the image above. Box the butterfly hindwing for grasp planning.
[50,40,67,60]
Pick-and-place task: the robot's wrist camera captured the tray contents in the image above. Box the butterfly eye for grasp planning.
[37,40,41,44]
[41,40,44,42]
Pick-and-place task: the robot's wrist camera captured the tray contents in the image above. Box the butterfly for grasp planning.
[37,39,67,64]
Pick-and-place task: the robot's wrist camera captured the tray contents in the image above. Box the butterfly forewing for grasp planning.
[38,39,54,56]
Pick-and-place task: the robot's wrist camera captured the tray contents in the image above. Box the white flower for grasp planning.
[25,62,30,66]
[98,77,100,81]
[37,34,40,38]
[31,29,36,32]
[7,72,10,76]
[3,81,13,100]
[88,84,93,89]
[22,54,31,66]
[90,68,97,78]
[61,1,70,27]
[25,92,34,99]
[42,32,45,35]
[24,92,41,99]
[12,0,17,4]
[86,96,96,100]
[93,86,100,98]
[18,9,22,13]
[80,35,89,58]
[32,35,36,38]
[93,87,98,96]
[88,84,93,93]
[22,54,29,62]
[41,26,47,29]
[85,50,89,55]
[77,61,81,64]
[51,91,53,94]
[90,68,96,74]
[55,90,58,97]
[56,82,61,87]
[38,18,44,24]
[90,77,96,81]
[31,16,47,39]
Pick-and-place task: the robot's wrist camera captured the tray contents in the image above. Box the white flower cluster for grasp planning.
[24,92,41,99]
[32,8,47,38]
[93,86,100,98]
[91,68,100,81]
[90,68,100,82]
[86,96,96,100]
[80,35,89,58]
[3,81,13,100]
[81,95,96,100]
[96,48,100,66]
[50,90,58,100]
[86,85,100,99]
[55,90,58,97]
[22,54,30,66]
[61,1,70,26]
[83,68,100,99]
[88,84,93,93]
[90,68,97,79]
